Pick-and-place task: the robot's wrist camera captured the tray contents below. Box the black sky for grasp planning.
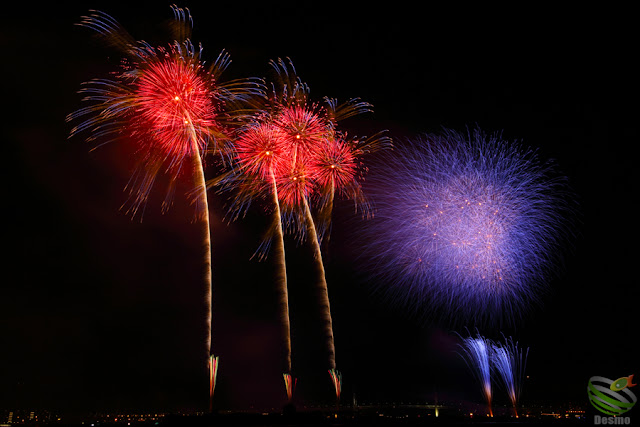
[3,1,637,416]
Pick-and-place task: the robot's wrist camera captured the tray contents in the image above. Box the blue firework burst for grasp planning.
[361,127,575,325]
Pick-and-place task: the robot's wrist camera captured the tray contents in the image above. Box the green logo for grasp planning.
[588,375,637,416]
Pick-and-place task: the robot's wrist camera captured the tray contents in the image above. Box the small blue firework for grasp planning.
[361,127,575,326]
[491,335,529,417]
[457,331,494,417]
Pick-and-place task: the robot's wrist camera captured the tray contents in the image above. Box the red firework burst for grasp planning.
[68,7,263,217]
[308,133,358,194]
[273,104,329,163]
[68,42,227,218]
[274,159,316,209]
[232,102,334,212]
[133,51,220,167]
[235,122,286,180]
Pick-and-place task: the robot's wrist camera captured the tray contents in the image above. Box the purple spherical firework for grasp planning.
[362,127,574,325]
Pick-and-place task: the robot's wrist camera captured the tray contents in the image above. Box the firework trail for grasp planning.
[301,195,337,370]
[66,6,263,398]
[270,169,293,377]
[457,332,494,417]
[361,127,574,326]
[491,335,529,417]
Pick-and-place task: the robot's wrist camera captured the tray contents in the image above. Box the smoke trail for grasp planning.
[184,115,214,363]
[270,171,292,375]
[303,197,336,370]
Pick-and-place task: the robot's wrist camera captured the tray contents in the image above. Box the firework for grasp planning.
[263,61,388,381]
[235,122,285,182]
[66,6,263,403]
[213,61,328,389]
[265,63,388,377]
[310,129,391,244]
[283,373,297,403]
[361,127,574,326]
[329,368,342,403]
[491,335,529,417]
[274,104,327,165]
[68,6,260,218]
[209,355,219,412]
[215,62,325,398]
[457,332,493,417]
[309,134,358,193]
[215,59,386,398]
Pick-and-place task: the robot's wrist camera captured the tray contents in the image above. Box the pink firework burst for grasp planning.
[310,130,392,243]
[235,122,287,181]
[273,103,329,164]
[274,159,316,212]
[68,7,261,217]
[308,133,358,193]
[69,40,227,217]
[124,50,226,209]
[133,51,220,165]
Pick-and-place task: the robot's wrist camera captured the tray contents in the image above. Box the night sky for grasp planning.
[4,2,637,416]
